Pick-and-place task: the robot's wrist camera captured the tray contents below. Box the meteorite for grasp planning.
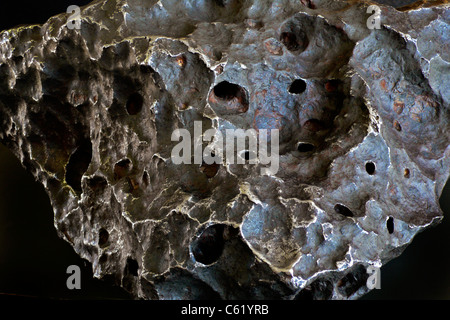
[0,0,449,299]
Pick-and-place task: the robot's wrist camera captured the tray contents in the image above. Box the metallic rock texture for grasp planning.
[0,0,449,299]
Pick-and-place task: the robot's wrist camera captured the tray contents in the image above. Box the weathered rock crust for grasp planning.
[0,0,449,299]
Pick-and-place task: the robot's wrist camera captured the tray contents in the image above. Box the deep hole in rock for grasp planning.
[324,79,340,92]
[404,168,410,178]
[114,158,131,180]
[280,31,308,52]
[200,162,220,178]
[295,279,333,300]
[99,254,108,264]
[65,139,92,193]
[142,170,149,186]
[295,287,314,300]
[366,162,376,175]
[303,118,324,132]
[387,216,394,234]
[125,257,139,277]
[213,81,243,100]
[215,0,226,7]
[98,228,109,247]
[297,142,315,152]
[200,151,220,178]
[337,265,369,297]
[191,224,226,265]
[289,79,307,94]
[126,92,144,115]
[334,204,353,217]
[87,176,108,191]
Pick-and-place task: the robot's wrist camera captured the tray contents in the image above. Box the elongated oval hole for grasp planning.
[297,142,315,153]
[213,81,241,100]
[387,216,394,234]
[366,162,376,175]
[191,224,225,265]
[126,93,143,115]
[334,204,353,217]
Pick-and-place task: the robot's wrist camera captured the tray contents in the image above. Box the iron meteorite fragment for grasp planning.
[0,0,449,299]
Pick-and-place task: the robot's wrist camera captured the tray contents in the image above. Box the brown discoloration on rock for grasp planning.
[380,79,387,91]
[175,54,187,68]
[404,168,410,178]
[264,38,283,56]
[411,113,422,123]
[393,101,404,114]
[200,161,220,178]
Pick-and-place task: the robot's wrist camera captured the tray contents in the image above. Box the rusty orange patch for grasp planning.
[393,101,404,114]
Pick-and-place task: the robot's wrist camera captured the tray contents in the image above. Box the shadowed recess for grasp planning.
[65,139,92,193]
[191,224,226,265]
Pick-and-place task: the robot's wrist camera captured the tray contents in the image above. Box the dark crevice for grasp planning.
[65,139,92,193]
[337,264,369,297]
[303,119,325,132]
[324,79,340,93]
[124,258,139,277]
[215,0,227,7]
[86,176,108,192]
[387,216,394,234]
[191,224,226,265]
[142,170,149,186]
[126,92,144,115]
[98,228,109,248]
[200,161,220,178]
[334,204,353,217]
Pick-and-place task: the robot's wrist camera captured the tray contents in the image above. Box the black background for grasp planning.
[0,0,448,300]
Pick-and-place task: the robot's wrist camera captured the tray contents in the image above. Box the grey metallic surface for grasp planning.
[0,0,449,299]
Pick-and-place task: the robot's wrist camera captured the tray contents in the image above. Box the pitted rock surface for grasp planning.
[0,0,449,299]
